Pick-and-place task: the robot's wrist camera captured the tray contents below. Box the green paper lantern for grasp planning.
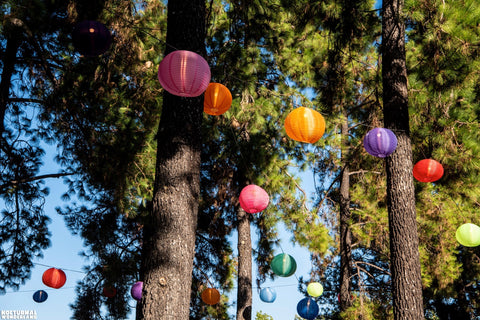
[456,223,480,247]
[307,282,323,297]
[271,253,297,277]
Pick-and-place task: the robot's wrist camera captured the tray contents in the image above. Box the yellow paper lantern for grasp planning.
[204,83,232,116]
[284,107,326,143]
[456,223,480,247]
[307,282,323,297]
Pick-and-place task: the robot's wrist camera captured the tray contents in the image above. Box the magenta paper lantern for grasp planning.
[239,185,269,214]
[131,281,143,301]
[363,128,397,158]
[157,50,211,97]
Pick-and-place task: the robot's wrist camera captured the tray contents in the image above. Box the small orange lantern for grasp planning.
[201,288,221,305]
[204,83,232,116]
[413,159,444,182]
[284,107,326,143]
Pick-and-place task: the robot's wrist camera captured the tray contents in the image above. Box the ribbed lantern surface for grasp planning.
[297,297,319,320]
[270,253,297,277]
[42,268,66,289]
[239,184,269,214]
[33,290,48,303]
[363,127,397,157]
[201,288,221,305]
[204,83,232,115]
[413,159,444,182]
[284,107,326,143]
[158,50,211,97]
[456,223,480,247]
[259,287,277,303]
[131,281,143,301]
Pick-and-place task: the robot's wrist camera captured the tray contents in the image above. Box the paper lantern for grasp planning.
[72,20,112,57]
[456,223,480,247]
[204,83,232,115]
[297,297,319,320]
[307,282,323,297]
[284,107,326,143]
[33,290,48,303]
[363,128,397,158]
[201,288,221,305]
[158,50,211,97]
[103,286,117,298]
[413,159,444,182]
[270,253,297,277]
[259,287,276,303]
[131,281,143,301]
[42,268,66,289]
[239,184,269,214]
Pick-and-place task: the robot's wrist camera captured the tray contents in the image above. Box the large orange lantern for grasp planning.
[204,83,232,115]
[42,268,66,289]
[201,288,221,305]
[413,159,444,182]
[284,107,326,143]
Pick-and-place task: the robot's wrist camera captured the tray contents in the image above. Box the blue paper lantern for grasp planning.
[363,128,397,158]
[297,297,319,320]
[259,287,276,303]
[33,290,48,303]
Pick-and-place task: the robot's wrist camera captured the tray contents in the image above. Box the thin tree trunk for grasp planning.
[139,0,205,319]
[236,203,253,320]
[382,0,424,319]
[0,35,20,140]
[339,115,352,311]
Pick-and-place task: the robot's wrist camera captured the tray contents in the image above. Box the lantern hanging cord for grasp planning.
[34,262,85,274]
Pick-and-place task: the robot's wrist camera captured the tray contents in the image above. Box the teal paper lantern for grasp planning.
[456,223,480,247]
[270,253,296,277]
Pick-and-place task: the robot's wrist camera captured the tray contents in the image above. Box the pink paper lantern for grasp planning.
[157,50,211,97]
[239,185,269,214]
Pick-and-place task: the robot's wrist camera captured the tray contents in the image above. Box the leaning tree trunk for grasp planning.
[382,0,424,319]
[339,115,352,311]
[139,0,206,319]
[236,201,253,320]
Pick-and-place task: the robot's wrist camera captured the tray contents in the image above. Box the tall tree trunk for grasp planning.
[339,115,352,311]
[236,204,253,320]
[0,35,20,140]
[382,0,424,319]
[139,0,206,319]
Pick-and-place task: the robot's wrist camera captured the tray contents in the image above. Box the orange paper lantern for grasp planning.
[204,83,232,115]
[284,107,326,143]
[201,288,221,305]
[42,268,66,289]
[413,159,444,182]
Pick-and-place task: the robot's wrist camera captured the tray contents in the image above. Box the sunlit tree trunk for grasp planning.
[382,0,424,318]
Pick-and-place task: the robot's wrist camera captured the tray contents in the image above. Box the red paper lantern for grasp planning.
[42,268,66,289]
[201,288,221,305]
[284,107,326,143]
[158,50,211,97]
[103,286,117,298]
[204,83,232,115]
[413,159,444,182]
[239,185,269,214]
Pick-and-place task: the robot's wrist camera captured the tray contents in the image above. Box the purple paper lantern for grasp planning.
[72,20,112,57]
[297,297,319,320]
[363,128,397,158]
[157,50,211,97]
[131,281,143,301]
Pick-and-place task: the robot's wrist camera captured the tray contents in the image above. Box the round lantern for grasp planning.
[413,159,444,182]
[284,107,326,144]
[33,290,48,303]
[204,83,232,115]
[297,297,319,320]
[363,128,397,158]
[157,50,211,97]
[201,288,221,305]
[42,268,66,289]
[72,20,112,57]
[456,223,480,247]
[131,281,143,301]
[307,282,323,297]
[270,253,297,277]
[239,184,269,214]
[103,286,117,298]
[259,287,276,303]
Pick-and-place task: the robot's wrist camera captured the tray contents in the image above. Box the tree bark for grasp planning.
[382,0,424,319]
[0,35,20,141]
[139,0,206,319]
[236,204,253,320]
[339,116,352,311]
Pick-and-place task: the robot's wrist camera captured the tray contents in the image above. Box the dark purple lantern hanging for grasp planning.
[72,20,112,57]
[363,127,397,158]
[297,297,319,320]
